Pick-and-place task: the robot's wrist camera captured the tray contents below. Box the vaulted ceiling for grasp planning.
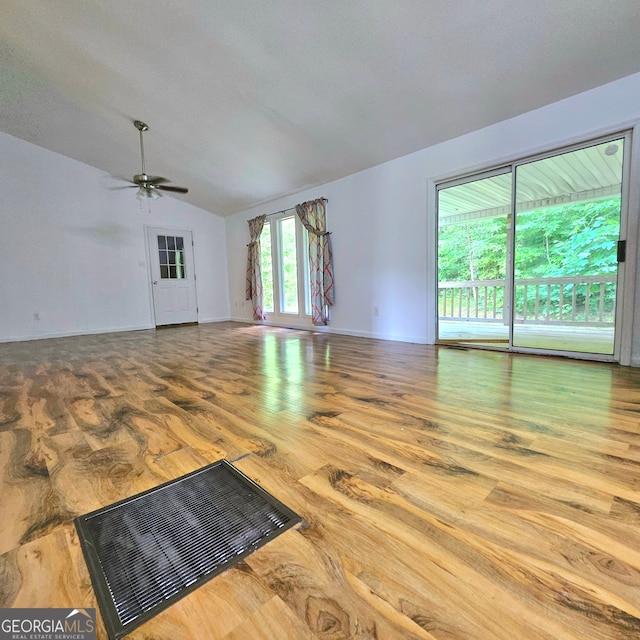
[1,1,640,216]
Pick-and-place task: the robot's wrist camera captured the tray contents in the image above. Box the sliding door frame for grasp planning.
[435,128,633,362]
[435,165,513,348]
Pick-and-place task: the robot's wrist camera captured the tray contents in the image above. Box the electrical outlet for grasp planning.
[33,311,40,321]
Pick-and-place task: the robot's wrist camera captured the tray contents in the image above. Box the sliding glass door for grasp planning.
[512,139,625,354]
[437,133,628,359]
[437,169,512,347]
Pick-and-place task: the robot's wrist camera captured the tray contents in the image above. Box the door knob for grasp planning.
[153,280,158,285]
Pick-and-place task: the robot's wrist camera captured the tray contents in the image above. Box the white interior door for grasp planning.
[146,227,198,326]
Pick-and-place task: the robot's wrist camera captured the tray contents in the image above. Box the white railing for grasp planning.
[438,275,617,326]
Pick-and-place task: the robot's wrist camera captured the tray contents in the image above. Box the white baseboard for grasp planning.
[225,319,428,344]
[0,324,155,344]
[198,316,232,324]
[325,326,429,344]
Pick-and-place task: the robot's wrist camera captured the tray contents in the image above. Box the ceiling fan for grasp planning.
[122,120,189,200]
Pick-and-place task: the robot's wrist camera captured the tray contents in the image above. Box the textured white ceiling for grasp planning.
[1,1,640,215]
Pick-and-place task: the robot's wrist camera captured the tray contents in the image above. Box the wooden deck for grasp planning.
[1,322,640,639]
[439,320,615,355]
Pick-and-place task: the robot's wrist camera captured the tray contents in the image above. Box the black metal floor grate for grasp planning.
[75,459,300,639]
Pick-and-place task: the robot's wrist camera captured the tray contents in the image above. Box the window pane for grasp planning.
[176,250,186,279]
[169,265,177,279]
[168,250,176,265]
[280,217,298,313]
[176,236,184,250]
[261,224,274,313]
[167,236,176,250]
[303,226,311,315]
[437,171,511,345]
[159,250,168,266]
[160,265,169,279]
[512,139,622,354]
[157,236,167,250]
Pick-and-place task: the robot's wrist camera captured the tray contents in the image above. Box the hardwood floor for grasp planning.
[1,322,640,639]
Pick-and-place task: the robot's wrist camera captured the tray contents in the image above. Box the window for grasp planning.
[157,235,186,279]
[279,217,298,313]
[260,214,311,319]
[261,225,274,313]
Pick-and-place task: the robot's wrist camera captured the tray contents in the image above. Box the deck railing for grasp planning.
[438,275,617,326]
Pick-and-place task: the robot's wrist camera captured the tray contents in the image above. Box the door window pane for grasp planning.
[176,250,184,279]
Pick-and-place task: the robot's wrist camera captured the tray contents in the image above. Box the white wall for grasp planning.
[226,71,640,365]
[4,72,640,364]
[0,132,230,342]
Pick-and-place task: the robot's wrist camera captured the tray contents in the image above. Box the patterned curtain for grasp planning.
[245,215,266,320]
[295,199,334,325]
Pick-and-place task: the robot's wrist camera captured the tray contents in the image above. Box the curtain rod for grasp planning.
[264,197,328,218]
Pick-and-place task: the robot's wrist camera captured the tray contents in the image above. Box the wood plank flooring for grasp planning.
[1,322,640,639]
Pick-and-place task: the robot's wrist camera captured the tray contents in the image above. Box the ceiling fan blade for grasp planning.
[156,185,189,194]
[108,185,138,190]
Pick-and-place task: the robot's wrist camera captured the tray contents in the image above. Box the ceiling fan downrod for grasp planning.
[134,120,149,180]
[127,119,188,198]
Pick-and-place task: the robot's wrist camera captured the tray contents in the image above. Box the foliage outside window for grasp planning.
[438,197,621,322]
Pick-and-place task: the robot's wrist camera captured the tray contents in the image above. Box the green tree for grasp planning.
[438,215,507,282]
[439,197,620,282]
[439,197,621,321]
[514,198,620,278]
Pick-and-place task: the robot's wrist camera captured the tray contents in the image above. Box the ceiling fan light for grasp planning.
[136,186,161,200]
